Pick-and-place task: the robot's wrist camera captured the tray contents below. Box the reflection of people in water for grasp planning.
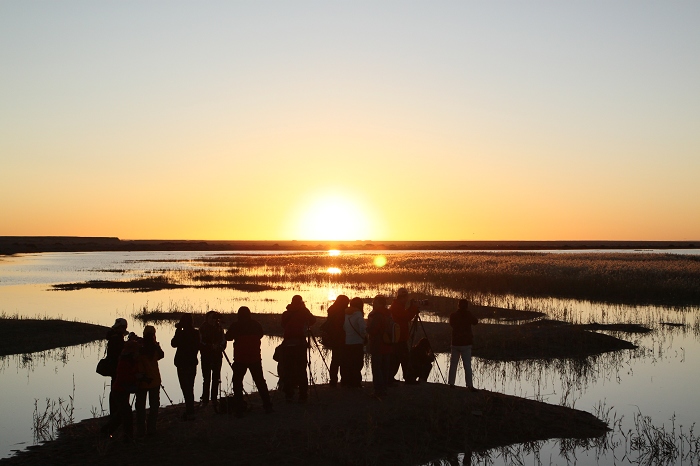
[448,299,479,391]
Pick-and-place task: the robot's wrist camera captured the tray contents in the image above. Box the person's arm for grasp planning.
[357,314,367,336]
[254,321,264,340]
[156,343,165,360]
[171,329,181,348]
[225,322,236,341]
[306,309,317,327]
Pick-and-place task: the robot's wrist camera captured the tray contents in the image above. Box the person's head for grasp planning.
[205,310,220,325]
[143,325,156,342]
[291,295,305,307]
[373,295,387,310]
[178,313,193,329]
[349,297,364,312]
[396,287,409,303]
[237,306,251,320]
[334,295,350,308]
[112,318,128,335]
[458,299,471,311]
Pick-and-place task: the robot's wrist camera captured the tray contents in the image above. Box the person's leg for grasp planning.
[339,344,350,386]
[350,344,364,387]
[329,346,341,386]
[381,353,393,389]
[463,345,474,388]
[249,363,273,411]
[102,378,122,434]
[178,365,196,417]
[119,391,133,441]
[448,346,460,386]
[298,345,309,400]
[397,342,415,382]
[210,357,222,404]
[390,342,401,379]
[147,387,159,435]
[200,358,212,405]
[231,361,248,414]
[370,352,386,395]
[134,390,146,436]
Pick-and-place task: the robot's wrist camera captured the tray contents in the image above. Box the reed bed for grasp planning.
[171,252,700,305]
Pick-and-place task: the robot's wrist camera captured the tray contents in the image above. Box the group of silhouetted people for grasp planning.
[98,290,479,441]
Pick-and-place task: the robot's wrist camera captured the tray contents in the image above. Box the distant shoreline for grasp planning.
[1,236,698,255]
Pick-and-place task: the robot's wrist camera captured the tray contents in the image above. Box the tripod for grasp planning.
[409,312,447,384]
[306,329,331,398]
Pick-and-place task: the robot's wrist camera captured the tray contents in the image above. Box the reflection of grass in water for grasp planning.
[32,377,75,443]
[171,252,700,305]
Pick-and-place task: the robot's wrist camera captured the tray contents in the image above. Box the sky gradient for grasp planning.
[2,2,699,241]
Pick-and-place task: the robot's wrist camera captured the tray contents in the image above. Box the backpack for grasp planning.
[320,311,344,348]
[382,315,401,344]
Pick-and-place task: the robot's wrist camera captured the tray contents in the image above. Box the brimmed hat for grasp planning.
[291,295,304,305]
[113,318,127,329]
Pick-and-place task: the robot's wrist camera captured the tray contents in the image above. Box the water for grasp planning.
[1,251,699,464]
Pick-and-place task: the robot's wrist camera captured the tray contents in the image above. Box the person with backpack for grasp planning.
[135,325,164,437]
[322,295,349,387]
[199,310,226,411]
[448,299,479,391]
[225,306,273,415]
[100,317,128,435]
[342,297,367,388]
[389,288,419,384]
[171,313,201,420]
[366,295,393,397]
[280,295,316,403]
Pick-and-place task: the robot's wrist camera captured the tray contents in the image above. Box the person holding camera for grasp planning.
[448,299,479,391]
[171,313,201,420]
[199,310,226,411]
[135,325,164,436]
[389,288,419,384]
[341,297,367,388]
[280,295,316,403]
[225,306,273,415]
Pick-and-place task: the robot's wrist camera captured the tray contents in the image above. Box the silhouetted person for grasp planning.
[448,299,479,391]
[367,295,393,397]
[410,337,434,383]
[225,306,273,415]
[112,333,142,442]
[280,295,316,402]
[100,317,128,435]
[171,313,201,420]
[342,297,367,388]
[135,325,164,436]
[390,288,419,384]
[200,310,226,411]
[325,295,350,387]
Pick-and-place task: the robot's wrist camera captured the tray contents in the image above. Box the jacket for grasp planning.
[449,309,479,346]
[137,341,164,389]
[390,299,419,343]
[281,303,316,343]
[171,326,201,367]
[226,316,264,364]
[200,321,226,361]
[344,306,366,345]
[367,308,393,355]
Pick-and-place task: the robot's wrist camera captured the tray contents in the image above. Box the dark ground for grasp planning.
[1,383,609,466]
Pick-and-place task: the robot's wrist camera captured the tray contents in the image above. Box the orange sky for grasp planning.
[2,2,699,241]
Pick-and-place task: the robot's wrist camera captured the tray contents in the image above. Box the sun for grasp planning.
[294,195,373,241]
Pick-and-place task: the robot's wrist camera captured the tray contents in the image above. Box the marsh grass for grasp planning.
[32,377,75,443]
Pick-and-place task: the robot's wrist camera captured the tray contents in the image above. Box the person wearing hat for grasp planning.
[280,295,316,402]
[448,299,479,391]
[199,310,226,411]
[226,306,273,415]
[100,318,128,435]
[135,325,164,436]
[389,288,419,384]
[171,313,201,420]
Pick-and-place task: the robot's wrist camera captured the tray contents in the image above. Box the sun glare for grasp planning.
[327,267,341,274]
[374,255,387,267]
[328,249,341,256]
[295,195,373,241]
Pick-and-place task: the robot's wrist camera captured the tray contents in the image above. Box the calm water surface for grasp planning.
[1,251,699,464]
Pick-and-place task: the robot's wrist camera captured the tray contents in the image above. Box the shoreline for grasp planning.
[1,236,698,255]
